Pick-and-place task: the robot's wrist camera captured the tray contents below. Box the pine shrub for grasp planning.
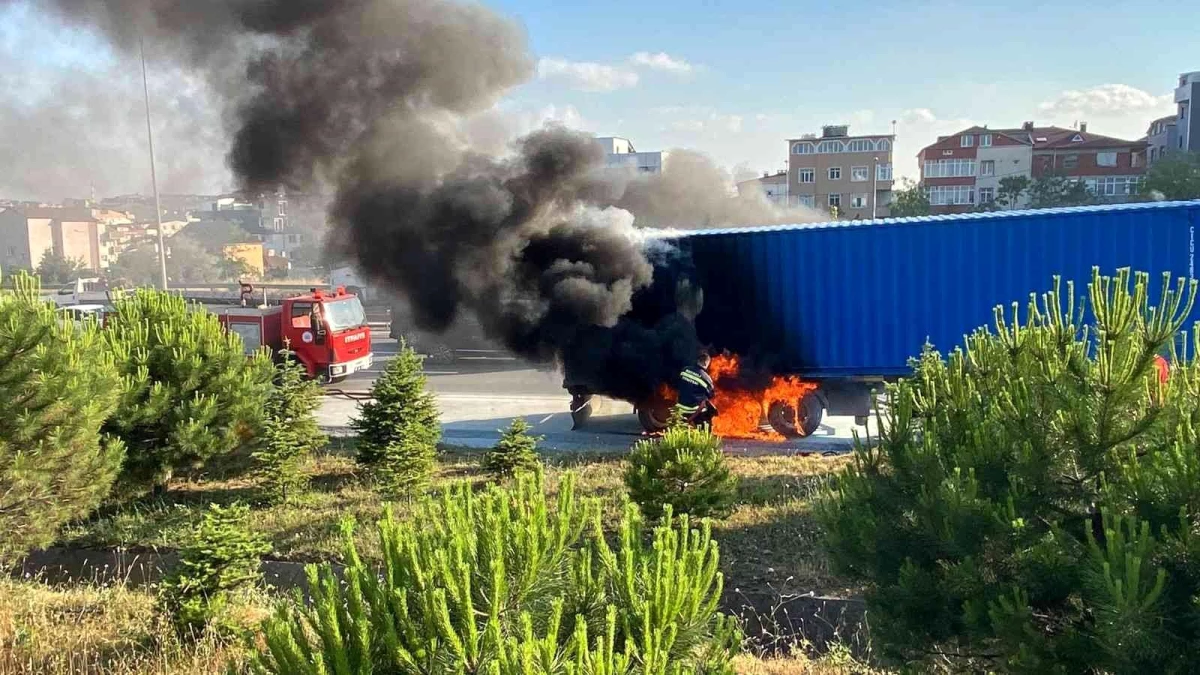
[624,424,739,520]
[244,470,740,674]
[103,289,274,493]
[483,418,542,478]
[819,268,1200,671]
[0,273,125,564]
[351,340,440,495]
[158,502,269,639]
[251,349,325,503]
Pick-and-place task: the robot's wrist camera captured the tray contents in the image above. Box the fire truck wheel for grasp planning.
[768,392,824,438]
[637,403,673,434]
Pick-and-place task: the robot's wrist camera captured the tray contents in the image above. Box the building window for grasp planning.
[795,194,815,208]
[846,139,873,152]
[1097,151,1118,167]
[1063,154,1079,169]
[828,193,841,208]
[798,168,815,184]
[850,194,868,208]
[1086,176,1142,197]
[792,142,815,155]
[927,185,975,205]
[1150,148,1158,162]
[980,134,993,147]
[828,166,842,180]
[875,139,891,151]
[1071,134,1084,142]
[851,166,869,182]
[960,135,974,147]
[817,140,844,153]
[273,217,285,230]
[277,201,288,217]
[979,187,995,203]
[288,234,299,244]
[876,163,893,181]
[979,160,995,176]
[924,158,977,178]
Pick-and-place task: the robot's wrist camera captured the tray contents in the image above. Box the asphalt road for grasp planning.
[319,330,875,454]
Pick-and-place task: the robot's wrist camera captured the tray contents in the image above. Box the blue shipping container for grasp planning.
[676,201,1200,379]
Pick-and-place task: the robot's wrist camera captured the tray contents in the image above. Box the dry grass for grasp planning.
[0,579,880,675]
[60,446,853,597]
[0,579,265,675]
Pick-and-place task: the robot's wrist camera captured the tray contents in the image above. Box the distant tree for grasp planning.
[1144,152,1200,200]
[888,178,931,217]
[217,256,256,282]
[995,175,1032,210]
[1028,172,1094,208]
[35,250,86,285]
[179,220,255,254]
[108,244,160,287]
[166,234,221,284]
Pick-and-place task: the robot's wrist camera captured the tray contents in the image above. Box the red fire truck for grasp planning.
[217,286,373,383]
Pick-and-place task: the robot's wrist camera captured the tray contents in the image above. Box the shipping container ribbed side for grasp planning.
[676,201,1200,379]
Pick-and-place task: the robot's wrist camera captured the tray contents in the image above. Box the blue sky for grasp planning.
[491,0,1198,180]
[2,0,1198,198]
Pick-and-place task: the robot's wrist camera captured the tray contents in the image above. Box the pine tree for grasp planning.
[624,424,739,520]
[103,289,274,493]
[0,273,125,564]
[252,347,325,503]
[351,340,440,495]
[158,502,270,639]
[244,470,741,674]
[483,418,542,478]
[819,268,1200,671]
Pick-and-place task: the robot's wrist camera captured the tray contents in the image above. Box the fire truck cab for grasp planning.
[218,286,373,383]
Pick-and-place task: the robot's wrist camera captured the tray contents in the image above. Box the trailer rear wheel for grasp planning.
[768,392,824,438]
[637,402,674,434]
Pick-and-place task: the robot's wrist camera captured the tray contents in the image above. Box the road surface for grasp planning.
[318,331,877,454]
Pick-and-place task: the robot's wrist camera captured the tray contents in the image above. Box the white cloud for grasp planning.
[658,108,743,135]
[629,51,694,75]
[1037,84,1172,117]
[536,58,639,92]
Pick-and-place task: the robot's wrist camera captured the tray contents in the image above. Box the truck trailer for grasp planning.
[604,200,1200,437]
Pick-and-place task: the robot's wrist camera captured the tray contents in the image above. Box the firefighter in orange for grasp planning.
[675,352,718,428]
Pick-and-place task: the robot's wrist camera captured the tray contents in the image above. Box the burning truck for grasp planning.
[567,200,1200,440]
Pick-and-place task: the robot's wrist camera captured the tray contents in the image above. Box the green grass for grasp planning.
[60,443,853,601]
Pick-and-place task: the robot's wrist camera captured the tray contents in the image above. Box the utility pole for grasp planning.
[140,35,168,290]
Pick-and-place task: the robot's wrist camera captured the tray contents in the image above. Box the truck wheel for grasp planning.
[570,394,594,430]
[768,392,824,438]
[637,402,674,434]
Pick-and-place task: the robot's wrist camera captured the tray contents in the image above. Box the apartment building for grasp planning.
[0,206,111,271]
[918,123,1146,214]
[1176,71,1200,154]
[595,136,667,174]
[787,125,894,219]
[736,171,789,206]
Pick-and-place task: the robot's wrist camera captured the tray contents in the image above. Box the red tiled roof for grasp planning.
[920,125,1145,153]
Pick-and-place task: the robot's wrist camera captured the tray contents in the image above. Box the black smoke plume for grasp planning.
[25,0,799,403]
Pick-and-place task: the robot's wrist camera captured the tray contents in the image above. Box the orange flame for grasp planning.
[651,354,818,441]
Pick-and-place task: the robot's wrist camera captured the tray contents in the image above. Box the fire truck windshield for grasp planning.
[321,297,366,332]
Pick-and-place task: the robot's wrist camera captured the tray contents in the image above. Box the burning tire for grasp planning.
[767,392,824,438]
